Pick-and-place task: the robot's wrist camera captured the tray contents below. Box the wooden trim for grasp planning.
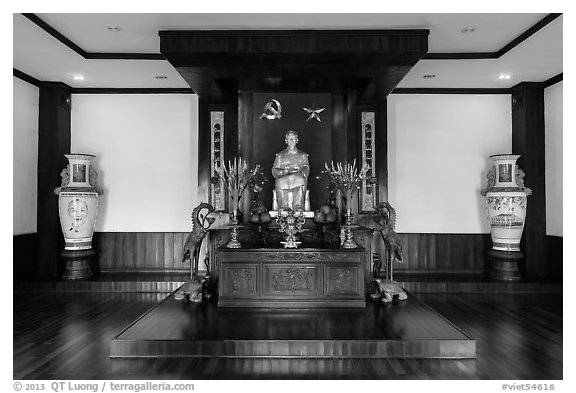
[72,88,195,94]
[159,29,431,37]
[13,68,41,87]
[21,13,165,60]
[84,53,165,60]
[392,88,511,95]
[22,12,561,63]
[22,13,87,58]
[423,52,498,60]
[497,13,562,57]
[543,73,563,88]
[424,13,562,60]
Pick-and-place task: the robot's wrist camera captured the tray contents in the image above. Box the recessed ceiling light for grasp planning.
[107,26,122,32]
[461,27,476,34]
[498,74,512,80]
[423,74,436,79]
[72,75,84,81]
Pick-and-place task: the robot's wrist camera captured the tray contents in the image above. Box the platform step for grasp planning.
[110,293,476,359]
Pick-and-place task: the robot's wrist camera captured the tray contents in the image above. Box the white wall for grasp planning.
[388,94,512,233]
[71,94,198,232]
[544,82,563,236]
[13,77,39,235]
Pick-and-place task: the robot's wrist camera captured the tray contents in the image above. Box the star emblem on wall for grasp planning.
[302,106,325,122]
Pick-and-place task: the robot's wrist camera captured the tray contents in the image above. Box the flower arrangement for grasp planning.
[322,159,371,200]
[247,164,268,194]
[214,157,261,211]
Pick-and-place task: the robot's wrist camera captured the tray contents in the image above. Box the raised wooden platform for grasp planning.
[110,292,476,359]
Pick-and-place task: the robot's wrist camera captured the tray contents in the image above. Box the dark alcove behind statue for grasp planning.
[252,92,332,211]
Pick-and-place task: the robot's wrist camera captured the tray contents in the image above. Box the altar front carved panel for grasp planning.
[220,264,257,297]
[217,248,365,308]
[264,265,320,296]
[325,265,360,295]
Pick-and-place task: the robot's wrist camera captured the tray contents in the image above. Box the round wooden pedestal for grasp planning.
[489,250,523,282]
[61,249,95,280]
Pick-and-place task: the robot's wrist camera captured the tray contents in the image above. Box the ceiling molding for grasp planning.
[22,13,88,58]
[497,14,562,57]
[392,88,511,95]
[22,13,561,62]
[422,13,561,60]
[72,88,195,94]
[22,13,165,61]
[543,73,563,88]
[13,68,41,87]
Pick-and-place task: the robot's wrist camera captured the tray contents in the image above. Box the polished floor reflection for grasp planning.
[13,292,562,379]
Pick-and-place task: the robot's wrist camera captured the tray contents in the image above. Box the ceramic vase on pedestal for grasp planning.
[54,154,102,279]
[483,154,530,252]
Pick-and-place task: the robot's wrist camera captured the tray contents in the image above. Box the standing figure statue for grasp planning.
[175,202,215,303]
[272,130,310,211]
[372,202,407,303]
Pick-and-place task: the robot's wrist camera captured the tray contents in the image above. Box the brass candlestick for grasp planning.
[342,208,358,249]
[226,209,241,248]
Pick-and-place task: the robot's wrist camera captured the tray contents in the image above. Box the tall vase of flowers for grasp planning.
[322,160,370,249]
[215,157,260,249]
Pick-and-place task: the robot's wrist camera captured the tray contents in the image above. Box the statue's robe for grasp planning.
[272,148,309,210]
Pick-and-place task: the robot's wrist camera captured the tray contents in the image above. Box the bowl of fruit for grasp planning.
[314,204,337,225]
[249,207,272,225]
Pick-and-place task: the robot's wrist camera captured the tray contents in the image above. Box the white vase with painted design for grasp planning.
[484,154,529,252]
[55,154,102,251]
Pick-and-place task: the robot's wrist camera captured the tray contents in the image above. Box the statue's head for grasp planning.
[285,130,299,147]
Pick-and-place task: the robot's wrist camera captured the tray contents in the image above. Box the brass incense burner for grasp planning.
[275,209,305,248]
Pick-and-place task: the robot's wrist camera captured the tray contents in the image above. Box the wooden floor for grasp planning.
[13,291,562,379]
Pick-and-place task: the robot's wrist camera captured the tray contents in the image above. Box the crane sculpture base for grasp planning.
[374,278,408,303]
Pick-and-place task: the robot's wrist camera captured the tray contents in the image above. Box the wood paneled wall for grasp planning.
[37,83,72,278]
[394,233,492,273]
[92,232,190,273]
[19,232,561,279]
[89,232,495,275]
[511,83,547,278]
[13,233,38,280]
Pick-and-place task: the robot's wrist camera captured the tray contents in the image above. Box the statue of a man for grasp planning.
[272,130,310,211]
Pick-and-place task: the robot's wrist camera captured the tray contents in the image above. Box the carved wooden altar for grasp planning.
[217,248,365,308]
[210,227,373,308]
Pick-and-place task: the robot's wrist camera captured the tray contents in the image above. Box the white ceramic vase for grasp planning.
[56,154,101,251]
[484,154,528,252]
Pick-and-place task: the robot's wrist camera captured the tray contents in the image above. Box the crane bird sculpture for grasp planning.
[174,202,215,303]
[372,202,407,303]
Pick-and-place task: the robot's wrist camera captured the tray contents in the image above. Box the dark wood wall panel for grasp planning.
[393,233,492,273]
[545,235,563,280]
[511,83,547,278]
[90,232,493,275]
[13,233,38,280]
[37,83,72,278]
[93,232,189,273]
[37,232,560,278]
